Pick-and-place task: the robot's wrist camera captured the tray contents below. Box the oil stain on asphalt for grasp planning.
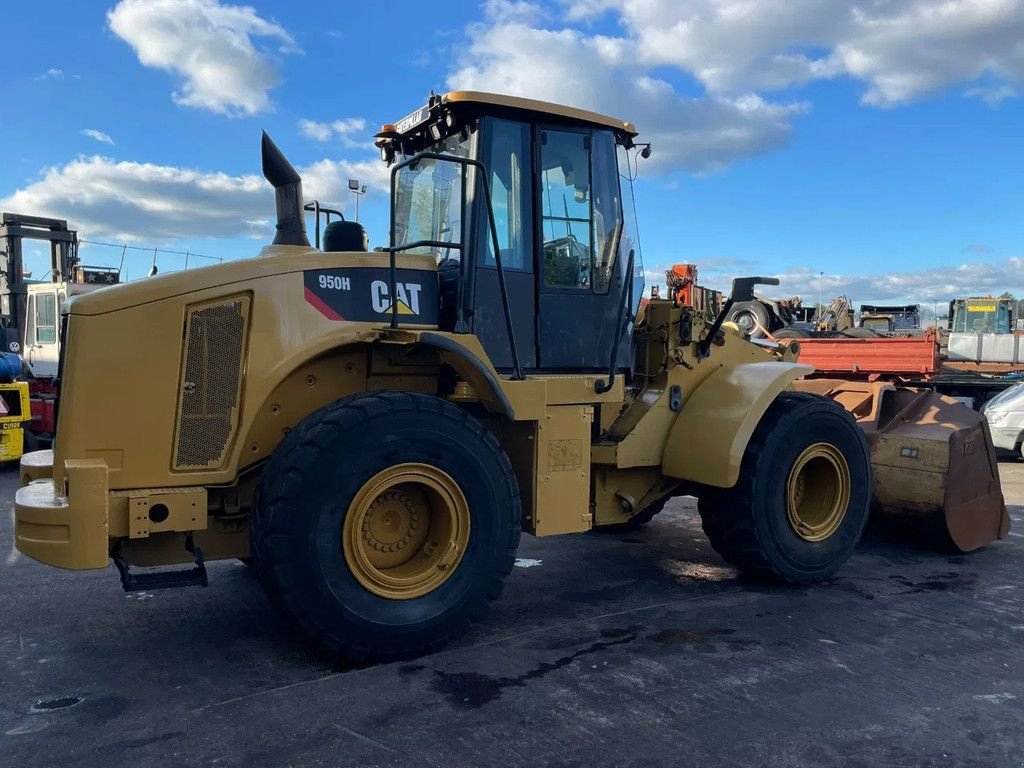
[430,633,638,708]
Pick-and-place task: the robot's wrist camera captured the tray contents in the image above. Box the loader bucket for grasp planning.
[794,380,1010,552]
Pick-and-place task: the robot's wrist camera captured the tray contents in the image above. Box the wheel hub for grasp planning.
[362,490,419,553]
[342,463,470,600]
[786,442,851,542]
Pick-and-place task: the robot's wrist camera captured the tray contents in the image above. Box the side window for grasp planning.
[483,119,531,271]
[541,130,592,288]
[25,295,35,346]
[617,144,645,309]
[35,293,57,344]
[591,132,622,293]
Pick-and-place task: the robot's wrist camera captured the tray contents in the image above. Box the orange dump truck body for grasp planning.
[794,330,940,378]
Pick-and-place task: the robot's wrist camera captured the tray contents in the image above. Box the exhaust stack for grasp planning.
[261,131,309,247]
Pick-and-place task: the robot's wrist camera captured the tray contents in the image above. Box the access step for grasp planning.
[112,541,208,592]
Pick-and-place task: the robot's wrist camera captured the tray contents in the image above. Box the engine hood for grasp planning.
[68,246,436,316]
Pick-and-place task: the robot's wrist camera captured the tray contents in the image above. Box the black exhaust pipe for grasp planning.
[261,131,309,247]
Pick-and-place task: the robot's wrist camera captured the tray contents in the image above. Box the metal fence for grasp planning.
[78,239,223,282]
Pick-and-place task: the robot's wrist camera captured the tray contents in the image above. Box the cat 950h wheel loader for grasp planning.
[16,90,927,661]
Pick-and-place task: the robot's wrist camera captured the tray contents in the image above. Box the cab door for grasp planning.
[536,128,628,370]
[471,118,538,371]
[26,289,59,378]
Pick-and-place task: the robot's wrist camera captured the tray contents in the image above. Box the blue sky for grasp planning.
[1,0,1022,305]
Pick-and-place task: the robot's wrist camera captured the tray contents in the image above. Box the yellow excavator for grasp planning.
[14,91,1008,661]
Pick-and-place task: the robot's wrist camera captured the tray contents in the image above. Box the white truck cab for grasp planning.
[23,281,104,379]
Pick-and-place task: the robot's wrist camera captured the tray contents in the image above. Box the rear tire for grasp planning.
[697,392,871,582]
[251,391,521,661]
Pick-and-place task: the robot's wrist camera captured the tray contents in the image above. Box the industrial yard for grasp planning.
[5,3,1024,767]
[3,461,1023,768]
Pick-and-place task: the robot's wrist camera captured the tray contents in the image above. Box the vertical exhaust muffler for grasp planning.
[261,132,309,247]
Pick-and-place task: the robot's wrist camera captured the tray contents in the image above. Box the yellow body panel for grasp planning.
[15,238,805,569]
[661,361,812,487]
[15,460,109,569]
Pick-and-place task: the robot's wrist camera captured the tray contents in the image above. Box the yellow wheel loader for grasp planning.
[10,92,992,661]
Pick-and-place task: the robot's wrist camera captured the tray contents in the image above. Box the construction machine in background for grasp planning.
[13,92,1008,662]
[0,213,120,448]
[663,264,721,325]
[858,304,922,336]
[724,291,811,338]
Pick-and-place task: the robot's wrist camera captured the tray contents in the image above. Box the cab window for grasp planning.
[25,295,35,346]
[35,293,57,344]
[540,129,622,292]
[392,131,472,261]
[482,119,531,271]
[541,130,592,289]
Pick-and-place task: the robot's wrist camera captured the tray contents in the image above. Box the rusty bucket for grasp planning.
[794,380,1010,552]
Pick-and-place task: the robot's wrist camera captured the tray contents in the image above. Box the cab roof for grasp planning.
[444,91,637,136]
[387,91,638,140]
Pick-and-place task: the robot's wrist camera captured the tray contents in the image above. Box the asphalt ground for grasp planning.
[2,462,1024,768]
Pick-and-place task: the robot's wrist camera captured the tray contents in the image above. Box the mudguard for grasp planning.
[661,361,812,488]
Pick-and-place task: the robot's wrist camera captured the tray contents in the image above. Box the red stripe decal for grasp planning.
[304,286,344,321]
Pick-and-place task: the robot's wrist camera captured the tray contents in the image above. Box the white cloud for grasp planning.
[559,0,1024,106]
[81,129,115,146]
[298,119,333,142]
[763,259,1024,304]
[638,255,1024,305]
[298,117,368,148]
[0,152,388,243]
[33,68,64,80]
[106,0,300,117]
[448,20,804,173]
[482,0,548,24]
[965,84,1018,107]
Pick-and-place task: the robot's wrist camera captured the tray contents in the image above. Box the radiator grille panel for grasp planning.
[174,296,249,470]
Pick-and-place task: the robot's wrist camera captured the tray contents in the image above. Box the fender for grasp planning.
[417,332,515,419]
[661,361,813,488]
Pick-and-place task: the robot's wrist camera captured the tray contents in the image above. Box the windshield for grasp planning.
[392,132,472,260]
[953,300,1010,334]
[983,382,1024,411]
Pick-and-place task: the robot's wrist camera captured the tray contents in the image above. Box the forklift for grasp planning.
[0,213,118,447]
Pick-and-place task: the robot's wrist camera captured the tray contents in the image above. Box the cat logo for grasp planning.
[371,280,422,316]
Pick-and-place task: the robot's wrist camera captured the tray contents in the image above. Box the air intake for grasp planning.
[173,295,251,471]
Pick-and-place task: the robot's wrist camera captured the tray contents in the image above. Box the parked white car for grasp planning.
[982,382,1024,457]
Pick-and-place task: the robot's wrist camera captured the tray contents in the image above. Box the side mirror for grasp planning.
[730,276,779,303]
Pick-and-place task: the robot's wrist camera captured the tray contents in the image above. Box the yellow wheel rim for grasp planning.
[342,463,470,600]
[786,442,851,542]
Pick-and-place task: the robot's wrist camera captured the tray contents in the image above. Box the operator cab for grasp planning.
[377,91,646,373]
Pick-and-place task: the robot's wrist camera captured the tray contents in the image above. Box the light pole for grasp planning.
[348,179,367,222]
[818,271,824,316]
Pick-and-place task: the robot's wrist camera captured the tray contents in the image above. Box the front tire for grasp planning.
[251,391,521,661]
[697,392,871,582]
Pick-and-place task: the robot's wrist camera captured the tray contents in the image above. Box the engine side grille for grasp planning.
[173,295,250,471]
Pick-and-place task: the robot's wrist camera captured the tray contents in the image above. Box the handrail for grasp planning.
[595,249,635,394]
[388,151,524,381]
[303,201,345,250]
